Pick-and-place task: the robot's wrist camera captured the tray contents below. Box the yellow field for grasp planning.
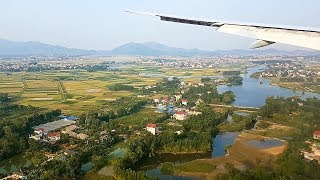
[0,66,227,115]
[0,70,164,115]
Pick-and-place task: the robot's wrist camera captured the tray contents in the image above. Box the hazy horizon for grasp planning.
[1,0,320,51]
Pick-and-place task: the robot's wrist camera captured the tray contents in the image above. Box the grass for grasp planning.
[113,108,165,127]
[83,171,114,180]
[176,160,216,173]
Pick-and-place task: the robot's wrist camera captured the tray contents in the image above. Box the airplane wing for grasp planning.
[127,11,320,50]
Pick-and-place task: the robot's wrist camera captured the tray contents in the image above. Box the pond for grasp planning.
[212,132,239,158]
[136,131,241,179]
[135,153,211,180]
[217,65,320,107]
[81,162,94,172]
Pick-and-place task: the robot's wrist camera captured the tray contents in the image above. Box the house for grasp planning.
[65,116,78,121]
[77,133,89,140]
[4,172,27,180]
[48,132,61,141]
[146,123,159,135]
[162,97,169,104]
[173,111,188,120]
[62,125,78,134]
[181,99,188,106]
[34,128,44,135]
[60,115,78,121]
[29,134,41,141]
[154,98,160,103]
[313,143,320,156]
[313,130,320,140]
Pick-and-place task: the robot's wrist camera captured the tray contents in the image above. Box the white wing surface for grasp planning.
[127,11,320,50]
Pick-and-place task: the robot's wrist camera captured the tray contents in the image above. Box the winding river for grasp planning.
[217,66,320,107]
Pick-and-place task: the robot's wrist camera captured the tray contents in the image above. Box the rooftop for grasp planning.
[314,130,320,135]
[147,123,157,128]
[48,132,60,137]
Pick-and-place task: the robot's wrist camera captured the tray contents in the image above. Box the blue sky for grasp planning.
[0,0,319,50]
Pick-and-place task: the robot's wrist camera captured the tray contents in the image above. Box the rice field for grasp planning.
[0,66,226,115]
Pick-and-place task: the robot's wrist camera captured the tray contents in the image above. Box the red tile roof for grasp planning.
[314,131,320,135]
[48,132,60,137]
[182,99,188,102]
[147,123,157,128]
[176,111,187,115]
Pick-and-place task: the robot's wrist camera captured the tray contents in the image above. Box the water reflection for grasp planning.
[217,66,320,107]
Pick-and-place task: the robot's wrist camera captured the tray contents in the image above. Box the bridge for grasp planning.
[209,104,259,111]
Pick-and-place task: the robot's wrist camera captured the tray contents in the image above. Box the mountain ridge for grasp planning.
[0,38,318,57]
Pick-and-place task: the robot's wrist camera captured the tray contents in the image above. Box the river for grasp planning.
[217,66,320,107]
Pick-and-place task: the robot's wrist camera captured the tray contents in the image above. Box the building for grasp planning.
[173,111,188,120]
[60,114,78,121]
[313,130,320,140]
[62,125,78,134]
[34,128,44,135]
[181,99,188,106]
[48,132,61,141]
[77,133,89,140]
[146,123,159,135]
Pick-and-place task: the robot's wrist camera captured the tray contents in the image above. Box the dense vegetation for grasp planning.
[115,106,225,171]
[142,77,181,94]
[223,71,241,76]
[0,93,61,160]
[227,76,243,85]
[108,83,135,91]
[183,85,235,104]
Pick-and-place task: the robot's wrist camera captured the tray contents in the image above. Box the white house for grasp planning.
[314,131,320,140]
[146,123,159,135]
[181,99,188,106]
[48,132,61,141]
[34,128,44,135]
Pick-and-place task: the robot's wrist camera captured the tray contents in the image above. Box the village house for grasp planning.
[312,143,320,156]
[162,97,169,104]
[48,132,61,141]
[313,130,320,140]
[34,128,45,135]
[60,114,78,121]
[146,123,159,135]
[62,125,78,134]
[181,99,188,106]
[154,98,160,103]
[173,111,188,120]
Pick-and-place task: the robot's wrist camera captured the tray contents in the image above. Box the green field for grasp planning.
[0,66,234,115]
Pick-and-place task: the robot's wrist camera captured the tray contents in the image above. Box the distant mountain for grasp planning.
[0,39,96,57]
[0,38,319,57]
[110,42,320,57]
